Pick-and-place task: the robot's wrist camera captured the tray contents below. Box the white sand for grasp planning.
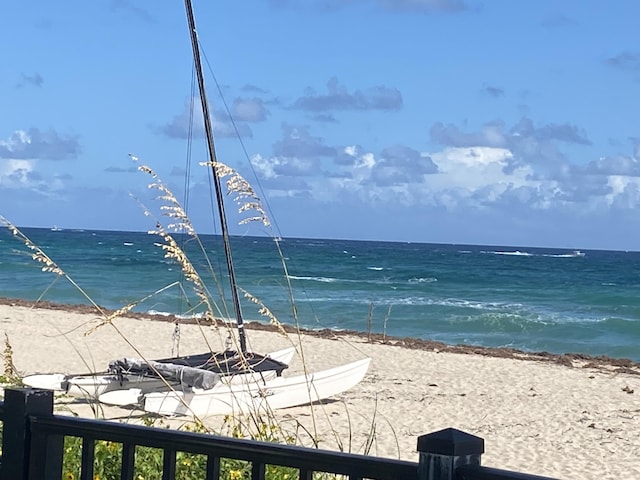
[1,302,639,480]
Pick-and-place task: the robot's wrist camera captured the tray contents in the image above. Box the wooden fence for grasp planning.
[0,388,558,480]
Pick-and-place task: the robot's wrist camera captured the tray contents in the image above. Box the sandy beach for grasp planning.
[1,299,639,480]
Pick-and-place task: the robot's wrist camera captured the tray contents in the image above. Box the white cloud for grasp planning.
[250,139,640,224]
[0,128,80,161]
[605,175,640,208]
[0,159,35,187]
[429,146,528,192]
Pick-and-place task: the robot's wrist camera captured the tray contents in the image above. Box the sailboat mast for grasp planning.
[184,0,247,353]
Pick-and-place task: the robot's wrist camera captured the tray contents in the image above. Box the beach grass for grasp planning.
[0,159,382,477]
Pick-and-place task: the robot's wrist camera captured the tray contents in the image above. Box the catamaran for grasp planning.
[23,346,296,398]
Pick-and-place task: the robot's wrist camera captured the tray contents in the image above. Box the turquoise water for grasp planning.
[2,227,639,361]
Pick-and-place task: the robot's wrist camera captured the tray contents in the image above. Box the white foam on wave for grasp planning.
[408,277,437,284]
[288,275,337,283]
[542,251,586,258]
[483,249,585,258]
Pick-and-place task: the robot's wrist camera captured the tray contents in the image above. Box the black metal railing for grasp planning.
[0,388,559,480]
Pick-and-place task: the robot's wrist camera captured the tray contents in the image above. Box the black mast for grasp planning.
[184,0,247,353]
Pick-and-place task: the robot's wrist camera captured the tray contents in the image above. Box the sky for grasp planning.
[1,1,639,250]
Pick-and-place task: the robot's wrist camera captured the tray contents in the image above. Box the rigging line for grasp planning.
[194,30,337,341]
[176,63,197,320]
[185,30,370,358]
[185,0,247,353]
[186,61,233,325]
[171,63,200,354]
[183,64,195,224]
[198,46,285,241]
[197,41,331,333]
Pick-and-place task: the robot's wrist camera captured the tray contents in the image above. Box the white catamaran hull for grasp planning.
[23,347,296,398]
[139,357,371,417]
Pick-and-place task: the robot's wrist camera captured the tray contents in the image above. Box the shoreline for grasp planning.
[2,296,638,372]
[1,297,639,479]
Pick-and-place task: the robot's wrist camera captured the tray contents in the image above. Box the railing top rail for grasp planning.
[29,413,418,479]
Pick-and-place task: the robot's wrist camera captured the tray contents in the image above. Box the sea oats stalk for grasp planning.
[134,160,323,430]
[239,288,288,337]
[134,161,244,352]
[131,159,308,424]
[0,217,191,407]
[202,161,270,227]
[1,160,378,453]
[0,216,109,317]
[201,161,338,440]
[134,160,228,315]
[2,333,19,384]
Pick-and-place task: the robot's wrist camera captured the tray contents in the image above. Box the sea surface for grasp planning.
[1,227,639,361]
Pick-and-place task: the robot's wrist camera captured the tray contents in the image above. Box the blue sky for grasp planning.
[1,1,639,250]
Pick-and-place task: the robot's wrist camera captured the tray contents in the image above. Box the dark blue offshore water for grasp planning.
[2,227,639,361]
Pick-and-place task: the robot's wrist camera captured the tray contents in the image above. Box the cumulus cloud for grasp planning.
[430,121,507,148]
[232,97,269,122]
[0,129,79,201]
[0,160,36,187]
[371,145,439,186]
[0,129,80,161]
[292,77,402,112]
[430,117,594,186]
[0,158,68,196]
[156,98,252,139]
[533,123,591,145]
[247,116,640,221]
[273,124,337,159]
[582,154,640,177]
[370,157,436,186]
[432,118,591,151]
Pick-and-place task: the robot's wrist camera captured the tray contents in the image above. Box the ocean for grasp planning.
[1,226,639,361]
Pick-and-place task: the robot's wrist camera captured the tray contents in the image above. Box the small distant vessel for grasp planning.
[50,225,63,232]
[572,250,586,257]
[494,250,532,256]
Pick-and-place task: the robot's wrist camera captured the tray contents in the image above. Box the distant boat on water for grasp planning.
[50,225,63,232]
[492,250,533,256]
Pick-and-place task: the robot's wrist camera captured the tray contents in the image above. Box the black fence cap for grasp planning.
[417,428,484,456]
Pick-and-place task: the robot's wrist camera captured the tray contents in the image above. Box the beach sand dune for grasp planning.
[1,301,639,480]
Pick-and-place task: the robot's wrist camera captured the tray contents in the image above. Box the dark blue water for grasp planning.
[2,227,639,361]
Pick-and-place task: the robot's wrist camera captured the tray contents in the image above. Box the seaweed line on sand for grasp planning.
[2,296,639,376]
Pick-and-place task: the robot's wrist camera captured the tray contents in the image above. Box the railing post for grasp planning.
[416,428,484,480]
[0,387,55,480]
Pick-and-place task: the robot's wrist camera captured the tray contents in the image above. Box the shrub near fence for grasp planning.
[0,388,558,480]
